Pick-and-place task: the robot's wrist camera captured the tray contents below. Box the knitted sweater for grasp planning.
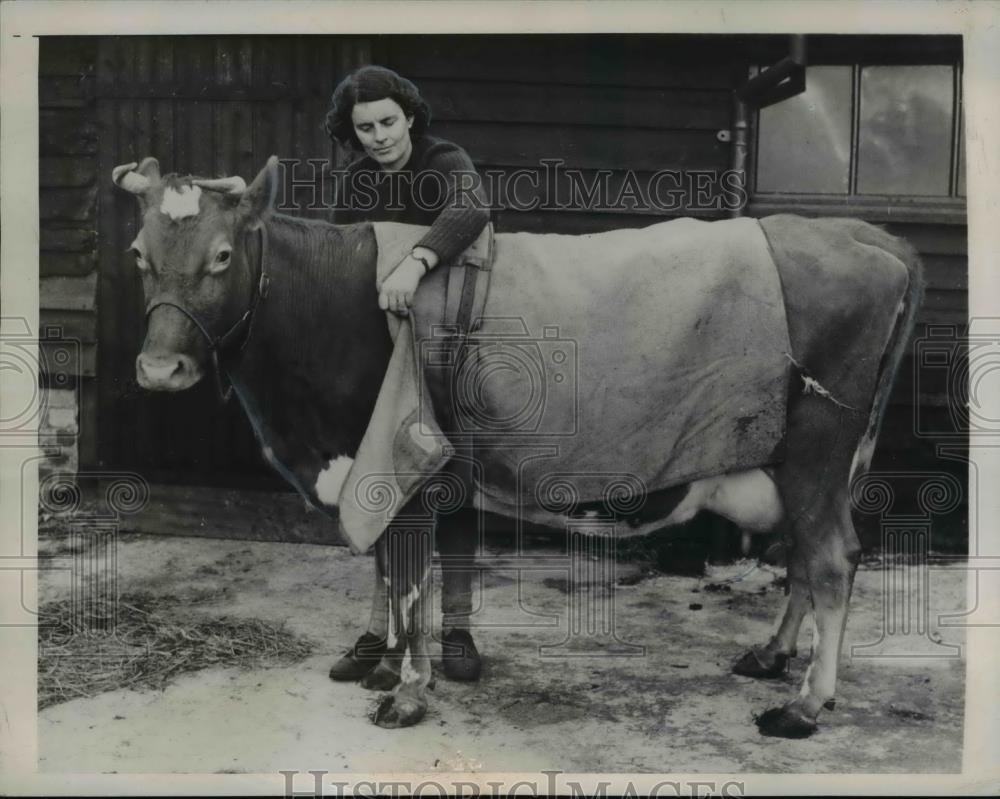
[334,134,491,263]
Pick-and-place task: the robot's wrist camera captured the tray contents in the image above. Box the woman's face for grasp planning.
[351,97,414,171]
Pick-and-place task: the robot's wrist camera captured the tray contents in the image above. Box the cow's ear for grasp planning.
[136,157,161,182]
[238,155,279,224]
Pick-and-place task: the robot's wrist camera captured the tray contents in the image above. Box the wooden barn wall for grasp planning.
[39,37,101,468]
[40,35,967,549]
[378,34,737,234]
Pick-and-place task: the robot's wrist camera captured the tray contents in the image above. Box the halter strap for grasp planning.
[144,224,269,402]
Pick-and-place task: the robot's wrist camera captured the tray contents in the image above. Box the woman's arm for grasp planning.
[413,143,491,264]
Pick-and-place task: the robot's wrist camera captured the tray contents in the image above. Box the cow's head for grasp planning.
[112,155,279,391]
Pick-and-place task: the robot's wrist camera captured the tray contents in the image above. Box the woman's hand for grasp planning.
[378,254,427,316]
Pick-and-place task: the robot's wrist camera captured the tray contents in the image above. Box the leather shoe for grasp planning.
[441,628,482,682]
[328,632,387,681]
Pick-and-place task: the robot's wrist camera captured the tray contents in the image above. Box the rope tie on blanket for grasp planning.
[783,352,860,412]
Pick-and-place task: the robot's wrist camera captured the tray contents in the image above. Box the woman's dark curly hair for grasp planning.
[324,65,432,149]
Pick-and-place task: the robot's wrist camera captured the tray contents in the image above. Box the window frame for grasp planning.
[747,58,966,225]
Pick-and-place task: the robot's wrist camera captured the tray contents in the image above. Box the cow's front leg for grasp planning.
[373,528,433,728]
[360,538,407,690]
[373,592,433,728]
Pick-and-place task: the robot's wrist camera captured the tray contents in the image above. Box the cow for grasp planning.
[112,155,923,739]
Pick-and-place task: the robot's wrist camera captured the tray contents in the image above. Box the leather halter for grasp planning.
[144,224,269,402]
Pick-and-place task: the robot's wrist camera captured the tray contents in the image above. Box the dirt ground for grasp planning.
[37,532,966,774]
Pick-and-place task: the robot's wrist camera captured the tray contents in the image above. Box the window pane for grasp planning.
[857,65,954,196]
[756,66,852,194]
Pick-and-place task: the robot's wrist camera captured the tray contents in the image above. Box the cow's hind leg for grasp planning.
[756,495,860,738]
[733,542,808,679]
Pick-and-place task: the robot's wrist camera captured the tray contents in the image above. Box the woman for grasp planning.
[326,64,491,316]
[324,65,488,685]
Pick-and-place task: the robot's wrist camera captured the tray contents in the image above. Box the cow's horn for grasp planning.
[112,161,152,195]
[192,176,247,196]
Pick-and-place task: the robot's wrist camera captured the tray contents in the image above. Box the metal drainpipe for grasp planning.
[728,89,750,219]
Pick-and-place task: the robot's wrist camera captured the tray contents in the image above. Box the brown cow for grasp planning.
[113,155,922,738]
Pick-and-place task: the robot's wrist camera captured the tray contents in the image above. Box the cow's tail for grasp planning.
[849,229,925,485]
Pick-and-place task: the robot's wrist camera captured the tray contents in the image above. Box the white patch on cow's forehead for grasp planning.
[315,455,354,506]
[159,184,202,220]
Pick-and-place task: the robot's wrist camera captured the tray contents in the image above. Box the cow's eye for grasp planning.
[209,247,233,275]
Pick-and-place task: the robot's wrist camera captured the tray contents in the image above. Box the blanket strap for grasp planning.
[445,222,494,335]
[438,223,494,491]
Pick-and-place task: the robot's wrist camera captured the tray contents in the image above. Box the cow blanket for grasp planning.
[336,217,791,553]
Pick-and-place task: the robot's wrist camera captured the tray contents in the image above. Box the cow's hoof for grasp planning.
[732,647,789,679]
[328,633,386,682]
[755,705,818,739]
[441,629,482,682]
[360,663,401,691]
[372,693,427,728]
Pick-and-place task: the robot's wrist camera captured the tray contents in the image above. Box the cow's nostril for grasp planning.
[137,353,196,389]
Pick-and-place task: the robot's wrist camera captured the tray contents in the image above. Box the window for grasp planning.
[755,63,964,203]
[757,66,852,194]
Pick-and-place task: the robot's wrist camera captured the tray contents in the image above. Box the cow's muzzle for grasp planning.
[136,351,202,391]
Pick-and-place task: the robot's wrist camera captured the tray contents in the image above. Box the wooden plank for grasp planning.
[40,156,98,188]
[886,223,968,256]
[39,37,97,77]
[40,309,98,343]
[95,36,126,94]
[39,75,96,108]
[40,273,98,311]
[117,482,347,547]
[215,37,240,88]
[133,36,153,84]
[419,80,730,130]
[913,307,968,327]
[41,227,96,252]
[920,289,968,313]
[40,251,97,278]
[431,120,727,172]
[173,98,209,175]
[39,111,99,155]
[385,35,734,89]
[238,37,254,89]
[153,36,175,86]
[114,36,136,96]
[40,187,98,222]
[922,254,967,292]
[96,93,126,469]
